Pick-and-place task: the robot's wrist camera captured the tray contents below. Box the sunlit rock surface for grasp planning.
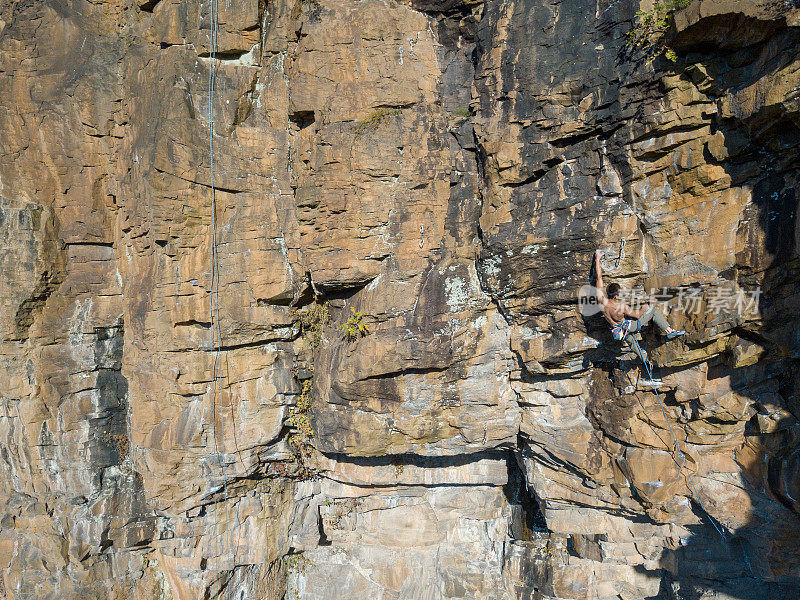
[1,0,799,598]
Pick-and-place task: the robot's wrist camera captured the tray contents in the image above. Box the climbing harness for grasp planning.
[611,318,635,341]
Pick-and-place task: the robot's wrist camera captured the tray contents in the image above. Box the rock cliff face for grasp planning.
[1,0,799,598]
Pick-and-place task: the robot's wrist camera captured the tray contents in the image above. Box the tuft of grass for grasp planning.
[453,107,470,117]
[354,108,401,136]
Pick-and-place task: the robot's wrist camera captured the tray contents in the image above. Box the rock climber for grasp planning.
[593,249,685,381]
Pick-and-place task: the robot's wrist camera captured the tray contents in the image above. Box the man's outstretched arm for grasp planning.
[594,250,608,305]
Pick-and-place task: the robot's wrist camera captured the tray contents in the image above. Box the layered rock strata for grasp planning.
[1,0,799,599]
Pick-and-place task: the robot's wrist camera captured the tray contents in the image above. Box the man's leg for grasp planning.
[638,306,671,333]
[626,335,660,382]
[625,334,648,364]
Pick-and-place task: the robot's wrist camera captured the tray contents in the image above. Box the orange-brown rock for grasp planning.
[1,0,799,599]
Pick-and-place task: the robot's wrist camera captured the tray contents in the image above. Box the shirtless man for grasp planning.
[593,250,684,374]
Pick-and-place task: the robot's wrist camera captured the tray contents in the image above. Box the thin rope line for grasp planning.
[207,0,230,587]
[634,343,727,541]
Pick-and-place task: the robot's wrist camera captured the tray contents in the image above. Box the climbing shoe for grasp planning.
[666,330,686,340]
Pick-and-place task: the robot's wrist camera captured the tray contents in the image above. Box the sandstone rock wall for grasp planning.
[1,0,799,599]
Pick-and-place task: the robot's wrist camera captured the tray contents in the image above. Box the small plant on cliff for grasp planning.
[285,552,314,600]
[453,107,470,117]
[354,108,401,137]
[291,0,320,21]
[101,431,130,463]
[286,300,329,477]
[338,307,370,341]
[300,301,329,350]
[627,0,693,63]
[287,378,315,463]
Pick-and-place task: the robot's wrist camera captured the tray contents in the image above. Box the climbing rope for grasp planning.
[630,338,727,541]
[207,0,232,584]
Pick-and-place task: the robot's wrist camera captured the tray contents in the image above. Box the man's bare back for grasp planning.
[593,249,683,337]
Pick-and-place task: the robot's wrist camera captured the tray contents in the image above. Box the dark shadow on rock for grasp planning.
[505,450,549,539]
[638,5,800,598]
